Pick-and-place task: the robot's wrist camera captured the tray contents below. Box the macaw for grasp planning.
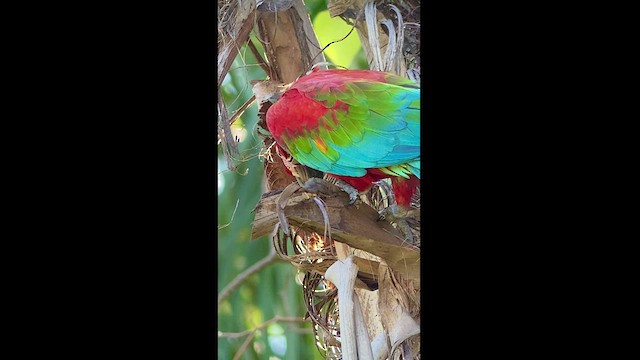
[264,69,420,237]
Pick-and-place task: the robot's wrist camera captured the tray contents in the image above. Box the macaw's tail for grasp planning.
[391,175,420,208]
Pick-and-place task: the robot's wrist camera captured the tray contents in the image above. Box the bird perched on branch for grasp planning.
[255,68,420,241]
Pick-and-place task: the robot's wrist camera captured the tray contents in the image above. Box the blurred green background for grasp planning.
[218,1,366,358]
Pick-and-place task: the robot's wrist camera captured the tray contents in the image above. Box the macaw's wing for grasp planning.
[267,70,420,179]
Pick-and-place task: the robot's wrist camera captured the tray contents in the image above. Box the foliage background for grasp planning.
[217,1,367,358]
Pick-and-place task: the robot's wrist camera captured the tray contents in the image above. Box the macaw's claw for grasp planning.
[301,177,359,205]
[301,177,335,196]
[331,178,359,205]
[378,204,415,244]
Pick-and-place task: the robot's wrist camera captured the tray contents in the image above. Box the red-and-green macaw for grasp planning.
[265,68,420,213]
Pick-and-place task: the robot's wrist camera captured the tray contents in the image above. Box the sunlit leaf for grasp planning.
[313,10,363,69]
[245,303,265,329]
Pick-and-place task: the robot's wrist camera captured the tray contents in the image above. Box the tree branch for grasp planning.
[252,188,421,287]
[218,315,310,339]
[217,91,240,172]
[218,0,257,88]
[217,245,284,306]
[232,331,256,360]
[247,38,272,77]
[228,95,256,127]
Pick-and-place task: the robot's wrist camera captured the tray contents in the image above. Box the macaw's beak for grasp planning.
[251,80,290,104]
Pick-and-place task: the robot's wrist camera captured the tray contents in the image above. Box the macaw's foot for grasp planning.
[332,178,360,205]
[301,177,359,205]
[379,205,416,244]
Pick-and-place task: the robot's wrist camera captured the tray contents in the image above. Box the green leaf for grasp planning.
[313,10,363,69]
